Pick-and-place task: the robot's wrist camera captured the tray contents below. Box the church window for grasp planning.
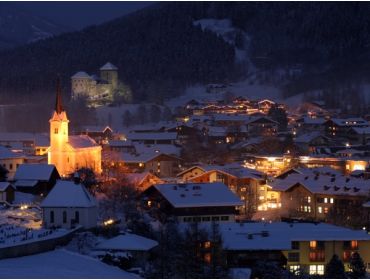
[54,128,58,134]
[50,211,54,223]
[63,211,67,223]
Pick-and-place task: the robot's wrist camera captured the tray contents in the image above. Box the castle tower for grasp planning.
[100,62,118,91]
[48,78,70,176]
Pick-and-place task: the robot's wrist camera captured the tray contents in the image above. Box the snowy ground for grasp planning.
[0,249,138,278]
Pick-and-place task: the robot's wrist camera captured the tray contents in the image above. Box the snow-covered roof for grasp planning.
[119,150,181,164]
[95,233,158,251]
[127,132,177,141]
[0,132,49,147]
[330,118,368,127]
[41,180,96,208]
[71,71,91,79]
[270,172,370,196]
[14,164,58,181]
[80,125,113,133]
[100,62,118,71]
[215,222,370,251]
[363,201,370,208]
[0,249,136,278]
[0,182,14,192]
[179,163,265,180]
[294,131,327,143]
[68,135,100,149]
[14,180,38,188]
[297,117,326,125]
[0,146,25,159]
[350,126,370,134]
[151,182,243,208]
[134,143,181,157]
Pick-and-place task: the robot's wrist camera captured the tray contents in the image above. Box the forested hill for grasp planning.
[1,2,370,104]
[0,3,237,104]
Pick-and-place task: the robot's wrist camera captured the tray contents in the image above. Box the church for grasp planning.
[48,80,102,177]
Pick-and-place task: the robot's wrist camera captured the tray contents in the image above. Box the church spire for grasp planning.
[55,77,63,114]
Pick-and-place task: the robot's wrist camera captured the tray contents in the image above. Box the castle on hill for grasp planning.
[71,62,118,105]
[48,79,102,176]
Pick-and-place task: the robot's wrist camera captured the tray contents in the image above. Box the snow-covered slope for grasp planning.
[0,249,138,278]
[0,4,69,49]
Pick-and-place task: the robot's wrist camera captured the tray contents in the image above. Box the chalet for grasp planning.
[94,232,158,267]
[0,146,25,180]
[14,164,60,196]
[125,172,163,191]
[246,116,278,136]
[0,182,15,203]
[258,99,275,113]
[294,132,329,153]
[0,132,49,156]
[78,125,113,144]
[270,170,370,221]
[141,182,243,223]
[177,164,272,214]
[194,222,370,275]
[127,132,177,145]
[116,152,183,178]
[41,178,97,229]
[347,127,370,144]
[104,140,135,153]
[166,124,199,144]
[295,117,326,133]
[324,118,369,138]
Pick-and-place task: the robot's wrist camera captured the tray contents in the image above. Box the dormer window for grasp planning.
[54,128,58,134]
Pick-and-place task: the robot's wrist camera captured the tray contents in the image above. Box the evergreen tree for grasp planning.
[325,254,346,279]
[348,252,366,279]
[268,105,288,131]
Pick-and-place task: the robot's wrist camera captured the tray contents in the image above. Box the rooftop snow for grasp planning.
[0,249,137,278]
[41,180,96,208]
[68,135,99,149]
[0,146,25,160]
[100,62,118,71]
[152,182,243,208]
[14,164,57,181]
[95,233,158,251]
[71,71,91,79]
[127,132,177,141]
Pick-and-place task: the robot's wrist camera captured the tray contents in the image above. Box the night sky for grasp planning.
[11,1,153,30]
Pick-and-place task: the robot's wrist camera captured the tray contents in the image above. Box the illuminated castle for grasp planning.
[71,62,118,105]
[48,79,102,176]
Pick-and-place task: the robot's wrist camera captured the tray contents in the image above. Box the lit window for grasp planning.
[318,207,322,214]
[204,241,211,249]
[308,206,311,213]
[330,198,334,204]
[351,240,358,250]
[324,197,328,203]
[317,265,324,275]
[309,265,324,275]
[147,201,152,207]
[308,196,311,203]
[310,241,317,249]
[289,265,300,275]
[324,207,329,214]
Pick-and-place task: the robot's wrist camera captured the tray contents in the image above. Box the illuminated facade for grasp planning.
[48,80,102,177]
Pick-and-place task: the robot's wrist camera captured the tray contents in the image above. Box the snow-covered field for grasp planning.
[0,249,138,278]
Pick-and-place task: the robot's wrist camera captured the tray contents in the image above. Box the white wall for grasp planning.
[42,207,97,229]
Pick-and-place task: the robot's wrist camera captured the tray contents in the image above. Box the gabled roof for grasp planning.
[95,233,158,251]
[150,182,243,208]
[41,180,96,208]
[14,164,59,182]
[127,132,177,141]
[0,182,14,192]
[71,71,91,79]
[100,62,118,71]
[68,135,100,149]
[0,146,25,160]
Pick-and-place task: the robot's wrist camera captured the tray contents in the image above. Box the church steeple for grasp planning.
[55,77,63,114]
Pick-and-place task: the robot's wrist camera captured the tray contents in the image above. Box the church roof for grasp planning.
[68,135,100,149]
[100,62,118,71]
[55,78,63,114]
[41,180,96,208]
[71,71,91,79]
